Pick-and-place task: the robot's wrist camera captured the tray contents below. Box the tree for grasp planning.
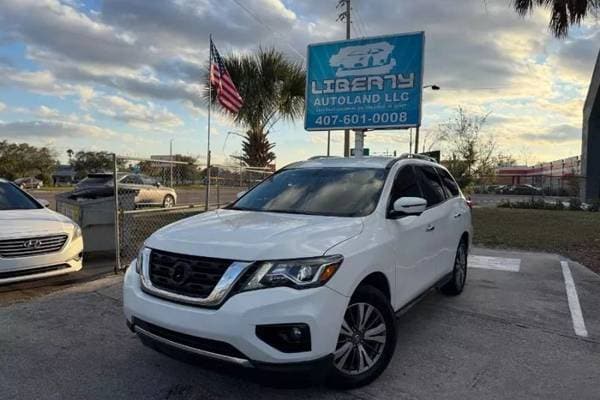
[0,140,57,183]
[205,48,305,167]
[70,151,122,179]
[513,0,599,38]
[438,107,497,189]
[67,149,74,161]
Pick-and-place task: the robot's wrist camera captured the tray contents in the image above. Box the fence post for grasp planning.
[113,154,121,273]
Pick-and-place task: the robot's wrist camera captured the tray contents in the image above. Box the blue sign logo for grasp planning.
[305,32,424,131]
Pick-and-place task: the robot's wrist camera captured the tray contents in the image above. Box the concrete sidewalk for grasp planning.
[1,248,599,399]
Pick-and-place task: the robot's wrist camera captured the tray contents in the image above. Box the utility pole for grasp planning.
[337,0,351,157]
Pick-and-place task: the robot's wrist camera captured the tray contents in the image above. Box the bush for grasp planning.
[568,198,582,211]
[497,197,594,212]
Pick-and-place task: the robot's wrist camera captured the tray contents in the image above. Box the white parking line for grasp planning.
[560,261,588,338]
[469,255,521,272]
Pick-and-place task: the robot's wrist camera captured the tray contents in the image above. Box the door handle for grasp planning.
[426,224,435,232]
[453,213,462,219]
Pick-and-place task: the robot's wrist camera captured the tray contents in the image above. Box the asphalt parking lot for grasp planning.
[1,247,599,400]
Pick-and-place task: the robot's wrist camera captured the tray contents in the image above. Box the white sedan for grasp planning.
[0,179,83,284]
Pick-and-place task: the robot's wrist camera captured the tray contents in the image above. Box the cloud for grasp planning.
[0,120,115,140]
[87,94,183,129]
[520,124,581,143]
[0,102,5,112]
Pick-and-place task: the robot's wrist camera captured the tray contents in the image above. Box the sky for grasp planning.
[0,0,599,168]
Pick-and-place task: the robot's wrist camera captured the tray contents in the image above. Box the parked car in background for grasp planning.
[124,155,472,388]
[72,173,177,208]
[506,184,543,196]
[14,177,43,190]
[0,179,83,284]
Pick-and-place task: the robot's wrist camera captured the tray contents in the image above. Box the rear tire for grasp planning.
[440,239,468,296]
[328,285,397,389]
[163,194,175,208]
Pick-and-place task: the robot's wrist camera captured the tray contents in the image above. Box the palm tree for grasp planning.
[205,48,305,167]
[513,0,599,38]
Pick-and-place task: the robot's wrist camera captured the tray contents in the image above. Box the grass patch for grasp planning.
[473,208,600,274]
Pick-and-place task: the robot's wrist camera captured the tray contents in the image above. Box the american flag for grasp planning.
[210,40,243,114]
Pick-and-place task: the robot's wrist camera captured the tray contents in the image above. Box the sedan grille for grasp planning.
[149,250,232,298]
[0,235,68,258]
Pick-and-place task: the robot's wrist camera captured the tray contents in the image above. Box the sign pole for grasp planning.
[327,130,331,156]
[414,125,420,154]
[343,0,351,157]
[354,129,365,158]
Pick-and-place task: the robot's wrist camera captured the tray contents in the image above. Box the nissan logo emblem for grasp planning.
[171,261,189,285]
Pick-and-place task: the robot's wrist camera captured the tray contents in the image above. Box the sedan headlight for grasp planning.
[242,255,343,291]
[72,223,82,239]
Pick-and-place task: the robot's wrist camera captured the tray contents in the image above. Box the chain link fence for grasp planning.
[471,175,586,198]
[114,156,273,269]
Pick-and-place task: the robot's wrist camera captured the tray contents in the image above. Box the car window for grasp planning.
[0,182,42,210]
[231,167,387,217]
[122,175,143,185]
[437,168,460,197]
[389,166,422,206]
[141,176,157,185]
[415,166,446,207]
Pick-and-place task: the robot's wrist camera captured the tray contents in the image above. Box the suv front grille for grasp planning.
[0,235,68,258]
[149,250,233,298]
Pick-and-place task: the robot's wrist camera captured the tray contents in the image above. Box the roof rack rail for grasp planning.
[386,153,438,168]
[397,153,438,163]
[307,155,342,160]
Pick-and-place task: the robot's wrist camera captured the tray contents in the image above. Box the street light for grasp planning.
[414,84,441,154]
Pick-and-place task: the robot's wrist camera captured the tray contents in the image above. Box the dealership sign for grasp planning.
[305,32,424,131]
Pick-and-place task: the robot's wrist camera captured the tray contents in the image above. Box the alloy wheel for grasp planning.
[334,302,387,375]
[455,243,467,288]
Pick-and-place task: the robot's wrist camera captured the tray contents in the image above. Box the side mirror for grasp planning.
[155,182,161,188]
[236,190,247,199]
[391,197,427,217]
[37,199,50,208]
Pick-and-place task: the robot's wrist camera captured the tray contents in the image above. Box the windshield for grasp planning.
[231,167,387,217]
[78,174,122,187]
[0,182,42,210]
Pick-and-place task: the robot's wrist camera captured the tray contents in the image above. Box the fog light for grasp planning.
[256,324,311,353]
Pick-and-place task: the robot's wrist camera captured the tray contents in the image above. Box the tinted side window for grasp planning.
[437,168,460,197]
[389,166,421,205]
[416,166,446,207]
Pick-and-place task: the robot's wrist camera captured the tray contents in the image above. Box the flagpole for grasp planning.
[205,34,212,211]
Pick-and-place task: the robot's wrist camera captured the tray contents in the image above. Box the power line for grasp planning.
[229,0,305,61]
[353,1,369,37]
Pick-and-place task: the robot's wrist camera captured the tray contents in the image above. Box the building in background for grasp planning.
[495,156,582,196]
[52,165,76,186]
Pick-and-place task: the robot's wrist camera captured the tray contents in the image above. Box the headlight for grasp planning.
[242,255,343,291]
[72,223,82,239]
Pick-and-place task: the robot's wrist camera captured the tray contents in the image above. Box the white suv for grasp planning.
[123,156,472,388]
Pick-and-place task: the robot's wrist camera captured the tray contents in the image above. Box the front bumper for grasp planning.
[123,264,349,365]
[0,235,83,285]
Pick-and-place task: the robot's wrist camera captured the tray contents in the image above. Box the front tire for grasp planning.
[163,194,175,208]
[440,239,468,296]
[329,285,397,389]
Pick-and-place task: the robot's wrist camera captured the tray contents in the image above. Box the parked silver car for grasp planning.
[73,173,177,208]
[14,177,43,190]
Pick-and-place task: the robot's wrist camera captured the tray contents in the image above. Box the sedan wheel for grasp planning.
[163,195,175,208]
